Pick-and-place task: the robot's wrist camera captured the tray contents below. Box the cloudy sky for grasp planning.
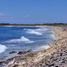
[0,0,67,24]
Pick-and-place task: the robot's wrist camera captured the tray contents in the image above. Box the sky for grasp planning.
[0,0,67,24]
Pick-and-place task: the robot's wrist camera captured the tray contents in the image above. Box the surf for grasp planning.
[0,44,7,53]
[4,36,34,43]
[26,27,49,35]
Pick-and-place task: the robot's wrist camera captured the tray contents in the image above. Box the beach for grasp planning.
[0,26,67,67]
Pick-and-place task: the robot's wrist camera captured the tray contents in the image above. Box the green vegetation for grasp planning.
[0,23,67,26]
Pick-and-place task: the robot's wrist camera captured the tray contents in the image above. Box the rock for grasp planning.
[17,50,31,55]
[13,64,18,67]
[9,51,16,54]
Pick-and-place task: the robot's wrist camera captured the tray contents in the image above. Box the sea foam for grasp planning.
[4,36,34,43]
[26,27,48,35]
[33,45,49,51]
[26,29,42,35]
[50,34,56,40]
[0,44,7,53]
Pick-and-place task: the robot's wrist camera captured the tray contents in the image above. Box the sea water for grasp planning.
[0,26,55,60]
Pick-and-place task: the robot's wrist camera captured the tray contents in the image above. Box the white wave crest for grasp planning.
[5,36,34,43]
[20,36,34,43]
[26,29,42,35]
[0,44,7,53]
[26,27,48,35]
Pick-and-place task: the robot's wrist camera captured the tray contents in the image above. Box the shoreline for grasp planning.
[0,26,67,67]
[0,26,54,60]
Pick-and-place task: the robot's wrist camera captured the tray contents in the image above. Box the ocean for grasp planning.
[0,26,55,60]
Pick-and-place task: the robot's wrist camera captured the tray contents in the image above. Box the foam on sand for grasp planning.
[0,44,7,53]
[33,45,49,51]
[50,34,56,40]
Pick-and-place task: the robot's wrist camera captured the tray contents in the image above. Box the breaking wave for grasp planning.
[4,36,34,43]
[26,27,49,35]
[0,44,7,53]
[26,29,42,35]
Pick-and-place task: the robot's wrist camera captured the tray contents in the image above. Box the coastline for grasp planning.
[0,26,67,67]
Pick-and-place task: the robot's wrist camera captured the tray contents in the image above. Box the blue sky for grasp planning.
[0,0,67,24]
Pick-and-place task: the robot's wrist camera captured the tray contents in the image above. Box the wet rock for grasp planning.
[0,61,3,64]
[9,51,17,54]
[17,50,31,55]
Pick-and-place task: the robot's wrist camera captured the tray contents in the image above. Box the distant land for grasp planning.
[0,23,67,26]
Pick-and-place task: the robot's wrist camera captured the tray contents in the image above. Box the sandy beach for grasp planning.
[0,26,67,67]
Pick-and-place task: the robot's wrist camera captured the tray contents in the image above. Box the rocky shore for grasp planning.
[0,26,67,67]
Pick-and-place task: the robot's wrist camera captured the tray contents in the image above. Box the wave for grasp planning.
[33,45,49,51]
[26,29,42,35]
[4,36,34,43]
[0,44,7,53]
[26,27,49,35]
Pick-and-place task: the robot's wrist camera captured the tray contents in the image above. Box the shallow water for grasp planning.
[0,26,55,60]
